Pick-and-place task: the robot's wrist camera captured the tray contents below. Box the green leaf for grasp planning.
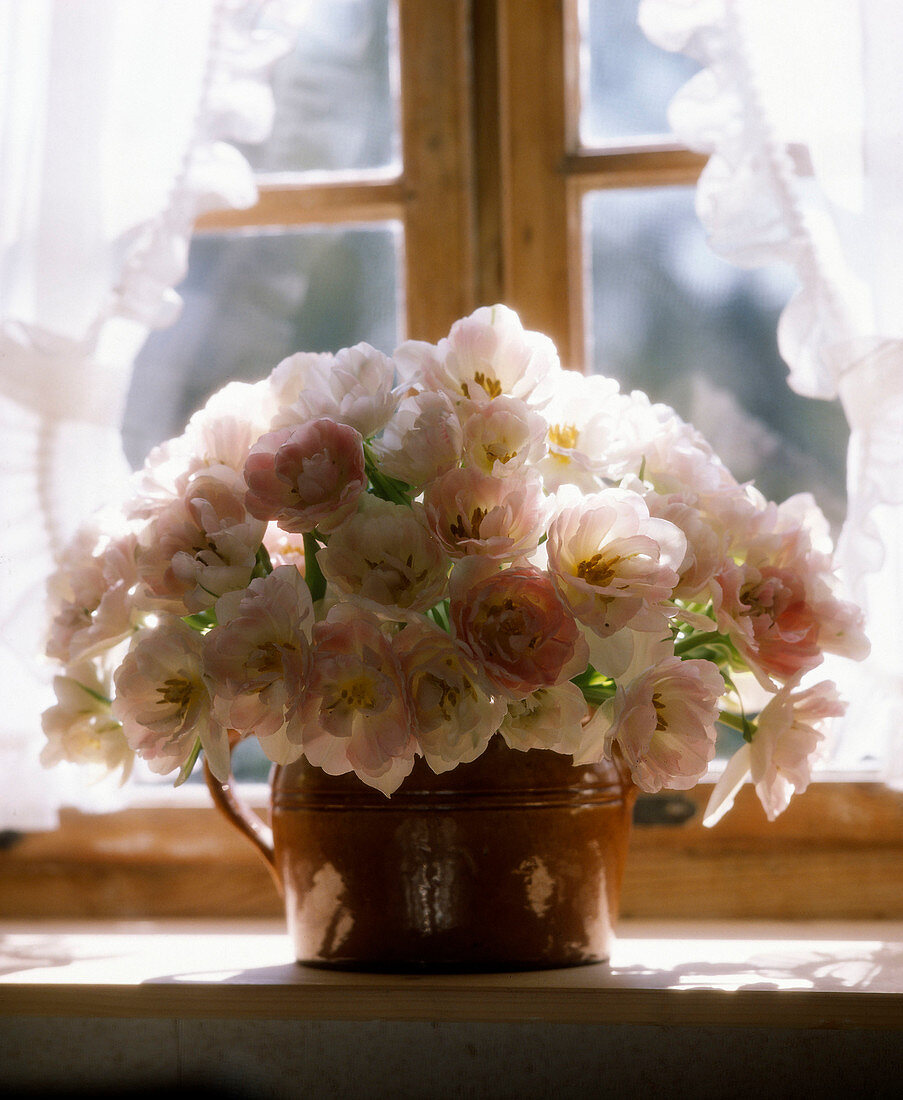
[252,542,273,580]
[571,665,615,706]
[74,681,113,707]
[182,609,218,632]
[427,600,451,632]
[363,442,413,506]
[174,738,202,787]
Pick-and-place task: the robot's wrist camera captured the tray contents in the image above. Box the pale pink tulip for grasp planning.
[317,496,450,617]
[642,492,730,601]
[269,344,397,439]
[135,468,265,614]
[581,614,675,682]
[112,618,230,781]
[204,566,315,755]
[292,603,417,794]
[41,660,134,780]
[547,487,685,637]
[424,466,547,562]
[127,381,276,521]
[605,390,739,494]
[395,304,558,409]
[394,617,506,772]
[262,524,306,572]
[583,656,723,792]
[46,525,142,664]
[243,418,366,534]
[450,559,589,698]
[372,388,463,487]
[704,677,845,825]
[750,678,843,819]
[184,380,278,475]
[499,681,589,755]
[536,371,624,492]
[460,395,548,477]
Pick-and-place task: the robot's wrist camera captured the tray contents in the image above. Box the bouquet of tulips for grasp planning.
[41,306,868,823]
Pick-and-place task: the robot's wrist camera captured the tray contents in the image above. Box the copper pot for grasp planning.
[206,734,637,971]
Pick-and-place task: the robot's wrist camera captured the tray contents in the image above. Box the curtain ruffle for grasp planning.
[639,0,855,401]
[639,0,903,785]
[108,0,297,334]
[0,0,301,828]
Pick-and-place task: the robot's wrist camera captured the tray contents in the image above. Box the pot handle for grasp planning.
[203,754,284,897]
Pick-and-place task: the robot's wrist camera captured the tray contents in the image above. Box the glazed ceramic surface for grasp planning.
[208,735,637,971]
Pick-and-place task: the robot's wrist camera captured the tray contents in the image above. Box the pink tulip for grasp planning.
[204,566,314,756]
[394,617,507,773]
[112,618,229,781]
[582,655,723,793]
[292,603,417,794]
[424,466,547,562]
[243,418,366,534]
[704,676,845,825]
[450,560,589,699]
[135,469,265,614]
[547,487,685,637]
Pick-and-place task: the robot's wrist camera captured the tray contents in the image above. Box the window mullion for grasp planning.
[396,0,476,342]
[194,178,407,233]
[495,0,581,367]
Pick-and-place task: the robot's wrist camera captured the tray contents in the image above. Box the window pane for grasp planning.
[123,225,401,467]
[579,0,699,145]
[584,187,849,533]
[237,0,399,175]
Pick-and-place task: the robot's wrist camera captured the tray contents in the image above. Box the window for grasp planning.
[4,0,900,923]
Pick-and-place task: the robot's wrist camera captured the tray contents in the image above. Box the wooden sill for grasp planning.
[1,919,901,1030]
[2,780,902,921]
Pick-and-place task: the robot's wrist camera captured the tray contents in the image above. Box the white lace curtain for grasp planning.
[0,0,294,828]
[640,0,903,785]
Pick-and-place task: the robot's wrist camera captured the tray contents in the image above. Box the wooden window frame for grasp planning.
[4,0,900,922]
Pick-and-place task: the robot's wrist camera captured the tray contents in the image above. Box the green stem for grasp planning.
[718,709,755,742]
[673,630,726,657]
[303,531,327,603]
[363,442,412,506]
[571,667,616,707]
[579,682,616,706]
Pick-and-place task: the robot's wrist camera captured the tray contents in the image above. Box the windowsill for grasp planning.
[2,919,901,1030]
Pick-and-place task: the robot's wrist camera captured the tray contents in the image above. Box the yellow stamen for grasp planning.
[484,443,516,466]
[576,553,621,588]
[472,371,502,399]
[549,423,579,450]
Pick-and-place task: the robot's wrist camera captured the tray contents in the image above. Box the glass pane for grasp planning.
[122,225,401,467]
[236,0,399,175]
[584,187,849,532]
[580,0,700,144]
